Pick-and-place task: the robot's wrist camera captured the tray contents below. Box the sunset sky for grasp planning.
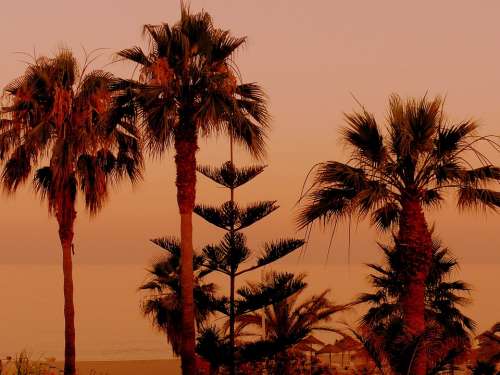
[0,0,498,267]
[0,2,499,363]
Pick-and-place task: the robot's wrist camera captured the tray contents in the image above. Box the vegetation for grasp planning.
[0,49,141,375]
[140,237,217,356]
[470,322,500,374]
[234,274,346,374]
[298,95,499,375]
[353,238,475,374]
[195,159,304,374]
[0,4,498,375]
[112,5,269,373]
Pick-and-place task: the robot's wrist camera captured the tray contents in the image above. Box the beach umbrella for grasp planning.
[293,342,316,352]
[293,342,318,373]
[338,336,361,351]
[300,335,326,370]
[336,336,361,368]
[301,335,325,347]
[317,343,343,368]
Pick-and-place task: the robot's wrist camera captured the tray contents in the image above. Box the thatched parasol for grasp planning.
[292,342,316,353]
[317,343,343,368]
[301,335,325,347]
[337,336,361,351]
[335,336,362,368]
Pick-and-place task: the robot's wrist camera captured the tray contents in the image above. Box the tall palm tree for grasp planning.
[113,5,269,373]
[298,95,499,375]
[354,239,475,374]
[140,237,217,356]
[0,49,142,375]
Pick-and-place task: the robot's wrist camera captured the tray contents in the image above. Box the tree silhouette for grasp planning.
[353,238,475,374]
[0,49,141,375]
[140,237,217,356]
[235,273,346,375]
[470,322,500,374]
[195,159,304,374]
[112,5,269,372]
[298,95,499,375]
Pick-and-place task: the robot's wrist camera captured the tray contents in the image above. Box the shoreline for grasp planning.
[53,359,181,375]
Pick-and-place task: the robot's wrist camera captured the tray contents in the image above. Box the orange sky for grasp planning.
[0,1,498,266]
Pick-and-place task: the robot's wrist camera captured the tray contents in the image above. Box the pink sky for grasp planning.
[0,1,498,266]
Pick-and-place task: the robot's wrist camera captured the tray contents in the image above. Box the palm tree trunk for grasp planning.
[398,197,433,375]
[175,125,198,375]
[57,194,77,375]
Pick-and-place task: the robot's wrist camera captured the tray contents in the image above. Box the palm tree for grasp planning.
[298,95,499,375]
[236,274,346,374]
[140,237,217,356]
[472,322,500,372]
[354,238,475,374]
[0,49,142,375]
[113,6,269,373]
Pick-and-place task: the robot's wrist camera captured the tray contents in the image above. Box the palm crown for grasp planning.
[298,95,499,230]
[113,6,269,157]
[1,49,142,214]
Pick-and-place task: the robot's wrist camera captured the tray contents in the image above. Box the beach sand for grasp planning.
[52,359,181,375]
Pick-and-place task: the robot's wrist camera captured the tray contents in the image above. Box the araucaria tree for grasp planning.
[0,49,142,375]
[195,160,305,374]
[113,6,269,373]
[298,95,499,375]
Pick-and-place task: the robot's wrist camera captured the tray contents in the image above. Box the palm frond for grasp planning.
[297,187,354,229]
[33,166,53,201]
[462,166,500,185]
[150,236,182,258]
[343,110,386,165]
[236,272,306,315]
[458,187,500,210]
[434,121,477,158]
[371,202,400,230]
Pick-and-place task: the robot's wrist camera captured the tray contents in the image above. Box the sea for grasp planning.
[0,263,498,361]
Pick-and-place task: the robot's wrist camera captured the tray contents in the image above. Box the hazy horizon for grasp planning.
[0,1,498,365]
[1,263,498,361]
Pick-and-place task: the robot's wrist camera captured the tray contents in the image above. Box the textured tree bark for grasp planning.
[175,125,198,375]
[57,192,77,375]
[398,197,433,375]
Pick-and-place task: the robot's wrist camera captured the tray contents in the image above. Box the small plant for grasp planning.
[12,351,48,375]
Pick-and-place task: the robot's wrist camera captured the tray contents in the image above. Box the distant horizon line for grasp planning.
[1,262,498,266]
